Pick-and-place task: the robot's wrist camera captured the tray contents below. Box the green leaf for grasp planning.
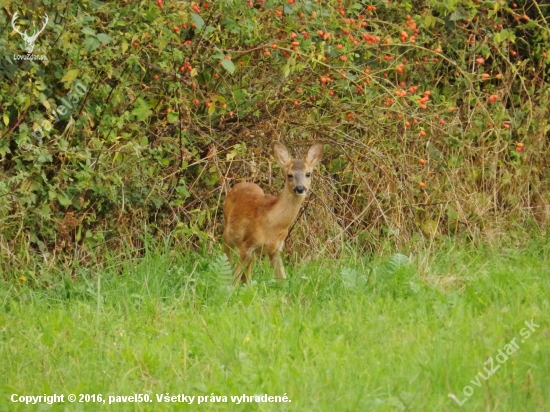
[81,27,96,36]
[96,33,111,43]
[61,69,80,88]
[208,102,216,116]
[167,112,179,123]
[57,193,73,206]
[190,13,205,30]
[449,9,469,21]
[494,29,514,45]
[83,37,101,52]
[131,98,153,121]
[221,59,235,75]
[423,14,436,28]
[37,152,53,163]
[2,112,9,126]
[158,37,169,52]
[233,88,245,104]
[283,65,290,78]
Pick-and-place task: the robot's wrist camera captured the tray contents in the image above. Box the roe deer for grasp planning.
[223,141,323,285]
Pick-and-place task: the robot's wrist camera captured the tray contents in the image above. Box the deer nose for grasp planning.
[294,186,306,194]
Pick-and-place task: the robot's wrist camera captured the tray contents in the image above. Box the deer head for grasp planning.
[12,12,49,54]
[273,141,323,197]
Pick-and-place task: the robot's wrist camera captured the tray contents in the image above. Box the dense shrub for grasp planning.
[1,0,549,274]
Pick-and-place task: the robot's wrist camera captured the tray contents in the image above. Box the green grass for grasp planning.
[1,242,549,411]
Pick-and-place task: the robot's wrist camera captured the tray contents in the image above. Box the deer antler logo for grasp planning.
[11,12,49,54]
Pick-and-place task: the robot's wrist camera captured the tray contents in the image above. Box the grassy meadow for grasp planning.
[0,241,549,411]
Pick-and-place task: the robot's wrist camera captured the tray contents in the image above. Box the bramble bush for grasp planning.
[0,0,549,278]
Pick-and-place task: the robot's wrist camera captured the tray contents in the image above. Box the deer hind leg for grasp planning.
[243,257,254,283]
[223,242,232,266]
[232,246,254,286]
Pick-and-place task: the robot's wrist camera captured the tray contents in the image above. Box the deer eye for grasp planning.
[287,174,293,179]
[305,172,311,178]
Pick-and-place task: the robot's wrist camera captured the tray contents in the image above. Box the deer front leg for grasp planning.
[270,251,287,282]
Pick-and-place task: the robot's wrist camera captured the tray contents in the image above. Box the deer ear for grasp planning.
[273,142,291,167]
[305,142,323,168]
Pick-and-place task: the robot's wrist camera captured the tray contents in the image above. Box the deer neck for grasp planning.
[267,186,305,231]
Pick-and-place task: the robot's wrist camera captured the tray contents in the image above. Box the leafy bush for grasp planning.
[1,0,549,275]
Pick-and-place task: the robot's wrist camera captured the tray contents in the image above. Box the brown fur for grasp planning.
[223,142,323,285]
